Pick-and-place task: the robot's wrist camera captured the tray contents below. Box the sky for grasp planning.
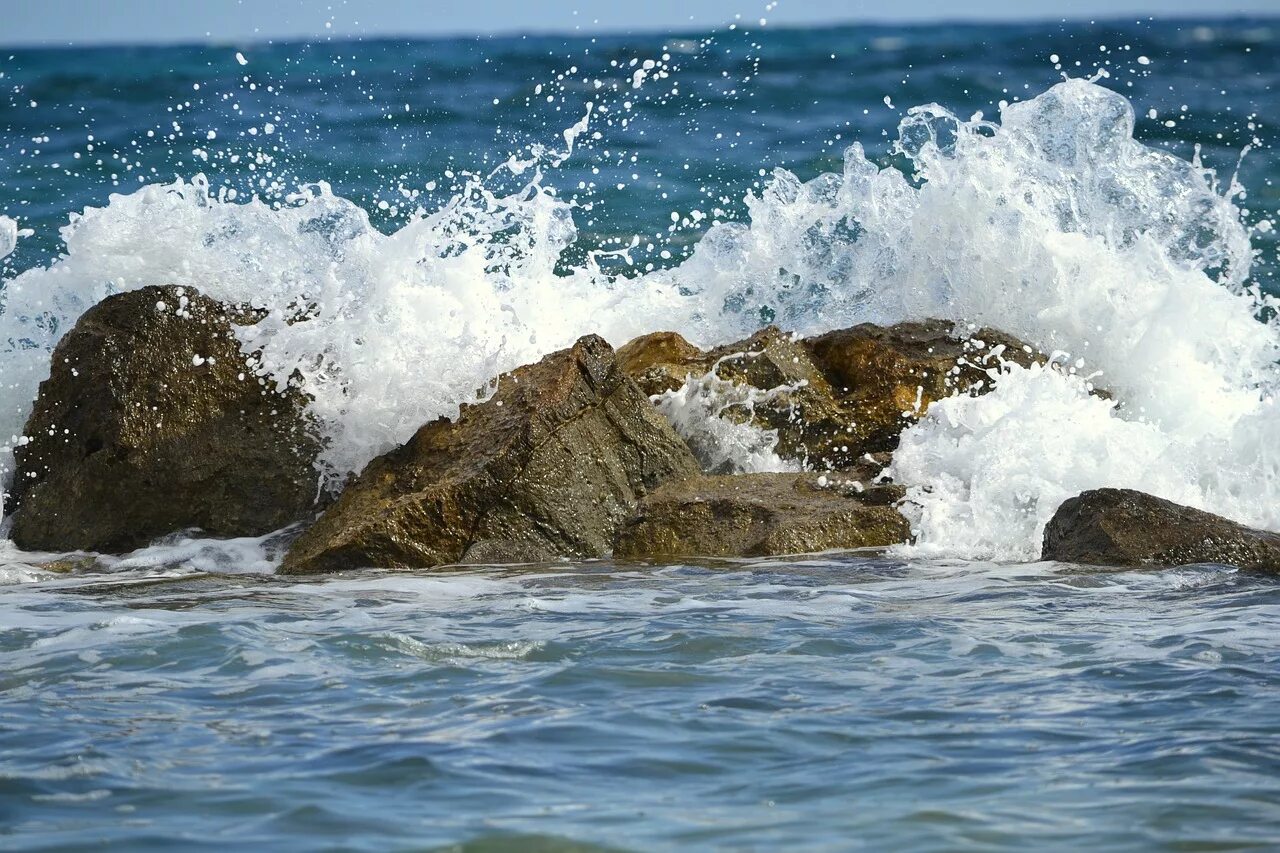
[2,0,1277,45]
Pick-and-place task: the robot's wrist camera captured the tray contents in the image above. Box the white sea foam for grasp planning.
[0,216,19,260]
[0,170,687,493]
[652,360,801,475]
[99,529,292,575]
[1,78,1277,561]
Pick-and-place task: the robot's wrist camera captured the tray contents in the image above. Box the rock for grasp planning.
[619,321,1046,472]
[803,319,1045,455]
[615,330,707,397]
[614,472,911,560]
[8,285,322,553]
[1042,488,1280,573]
[280,335,700,575]
[702,327,861,469]
[35,556,97,575]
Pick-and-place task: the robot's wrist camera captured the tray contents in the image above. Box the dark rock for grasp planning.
[280,335,701,575]
[8,285,321,553]
[1042,488,1280,573]
[614,472,911,560]
[803,319,1045,455]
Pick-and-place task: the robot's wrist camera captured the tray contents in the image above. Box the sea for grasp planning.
[1,16,1279,851]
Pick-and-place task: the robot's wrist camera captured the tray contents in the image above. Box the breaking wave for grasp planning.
[2,78,1277,560]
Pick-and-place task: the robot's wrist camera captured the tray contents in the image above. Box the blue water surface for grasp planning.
[1,556,1278,851]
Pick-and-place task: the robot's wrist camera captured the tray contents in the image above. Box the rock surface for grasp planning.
[8,285,321,553]
[619,326,877,470]
[803,320,1045,455]
[614,472,911,560]
[618,321,1045,471]
[280,335,700,575]
[615,331,708,397]
[703,327,858,468]
[1042,488,1280,573]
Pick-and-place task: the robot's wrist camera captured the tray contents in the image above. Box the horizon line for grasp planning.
[1,11,1277,52]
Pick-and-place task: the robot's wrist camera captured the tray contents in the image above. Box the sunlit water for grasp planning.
[2,16,1280,850]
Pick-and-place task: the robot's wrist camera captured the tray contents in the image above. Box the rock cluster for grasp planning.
[618,320,1044,469]
[10,288,1278,579]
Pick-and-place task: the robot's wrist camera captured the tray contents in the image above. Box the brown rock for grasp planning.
[614,472,911,560]
[618,326,863,470]
[803,319,1045,455]
[280,335,701,575]
[619,322,1046,471]
[1042,488,1280,573]
[615,330,707,397]
[8,285,321,553]
[702,327,859,468]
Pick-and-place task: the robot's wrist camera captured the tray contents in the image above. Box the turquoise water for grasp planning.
[3,16,1280,851]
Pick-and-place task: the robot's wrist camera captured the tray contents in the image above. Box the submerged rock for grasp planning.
[1042,488,1280,574]
[614,472,911,560]
[8,286,321,553]
[803,319,1045,455]
[280,335,700,575]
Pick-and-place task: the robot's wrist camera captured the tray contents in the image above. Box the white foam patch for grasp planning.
[889,363,1208,560]
[100,529,290,574]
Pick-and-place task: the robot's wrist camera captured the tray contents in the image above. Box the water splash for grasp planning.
[0,216,24,260]
[2,78,1277,560]
[651,358,802,475]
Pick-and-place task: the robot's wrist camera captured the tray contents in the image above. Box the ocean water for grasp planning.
[2,16,1280,851]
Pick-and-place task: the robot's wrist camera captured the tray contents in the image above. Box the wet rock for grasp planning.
[1042,488,1280,574]
[8,285,321,553]
[615,330,707,397]
[35,556,97,575]
[614,472,911,560]
[280,335,700,575]
[803,319,1045,455]
[619,321,1046,471]
[703,327,859,468]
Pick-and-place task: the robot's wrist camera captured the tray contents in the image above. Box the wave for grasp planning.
[1,78,1276,561]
